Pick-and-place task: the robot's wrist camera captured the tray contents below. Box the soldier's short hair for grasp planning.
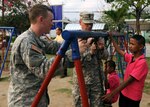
[28,4,53,24]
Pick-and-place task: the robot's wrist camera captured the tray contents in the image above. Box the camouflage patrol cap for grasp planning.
[80,11,94,23]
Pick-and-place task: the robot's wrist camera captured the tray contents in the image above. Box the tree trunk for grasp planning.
[2,0,4,22]
[136,9,141,35]
[136,18,141,35]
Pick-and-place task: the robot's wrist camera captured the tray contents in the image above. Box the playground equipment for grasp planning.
[0,27,16,77]
[31,30,128,107]
[108,34,128,78]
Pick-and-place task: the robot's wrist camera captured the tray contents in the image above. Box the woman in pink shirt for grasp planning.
[104,60,120,107]
[102,34,148,107]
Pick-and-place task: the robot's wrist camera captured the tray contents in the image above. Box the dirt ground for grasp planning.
[0,71,150,107]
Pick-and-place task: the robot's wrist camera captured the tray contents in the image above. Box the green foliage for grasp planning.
[115,0,150,17]
[0,0,30,33]
[141,10,150,19]
[1,13,30,33]
[107,0,150,33]
[101,6,128,31]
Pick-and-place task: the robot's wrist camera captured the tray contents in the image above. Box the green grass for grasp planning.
[67,68,73,76]
[44,55,73,95]
[0,76,9,82]
[54,88,72,95]
[68,80,73,85]
[146,71,150,80]
[144,82,150,95]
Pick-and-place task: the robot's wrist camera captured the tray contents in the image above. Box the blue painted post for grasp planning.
[0,27,15,77]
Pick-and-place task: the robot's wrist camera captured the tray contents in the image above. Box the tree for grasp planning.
[0,0,30,33]
[101,6,128,32]
[0,0,50,33]
[107,0,150,34]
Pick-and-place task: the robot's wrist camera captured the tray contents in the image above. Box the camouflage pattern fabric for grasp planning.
[66,48,109,107]
[8,29,60,107]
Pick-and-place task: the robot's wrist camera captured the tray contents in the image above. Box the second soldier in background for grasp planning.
[66,11,109,107]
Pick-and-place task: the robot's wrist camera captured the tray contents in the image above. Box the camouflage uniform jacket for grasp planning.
[66,48,109,85]
[8,29,60,107]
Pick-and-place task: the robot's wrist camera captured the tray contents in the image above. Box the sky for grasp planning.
[48,0,111,21]
[0,0,110,21]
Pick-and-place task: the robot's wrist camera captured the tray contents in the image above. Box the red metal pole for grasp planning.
[74,59,89,107]
[31,55,62,107]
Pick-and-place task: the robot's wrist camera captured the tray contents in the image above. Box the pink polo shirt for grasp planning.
[106,71,120,103]
[121,53,148,101]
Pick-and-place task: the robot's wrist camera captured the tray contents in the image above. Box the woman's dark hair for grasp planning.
[105,60,116,70]
[56,27,62,32]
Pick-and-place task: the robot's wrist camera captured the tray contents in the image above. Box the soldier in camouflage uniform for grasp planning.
[66,12,109,107]
[8,4,61,107]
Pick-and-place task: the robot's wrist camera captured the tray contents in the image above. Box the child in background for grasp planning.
[102,34,149,107]
[104,60,120,107]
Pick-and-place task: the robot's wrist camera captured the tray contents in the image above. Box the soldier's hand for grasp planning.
[86,37,94,47]
[78,38,88,54]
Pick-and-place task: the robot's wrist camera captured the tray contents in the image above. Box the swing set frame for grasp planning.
[0,27,16,77]
[31,30,128,107]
